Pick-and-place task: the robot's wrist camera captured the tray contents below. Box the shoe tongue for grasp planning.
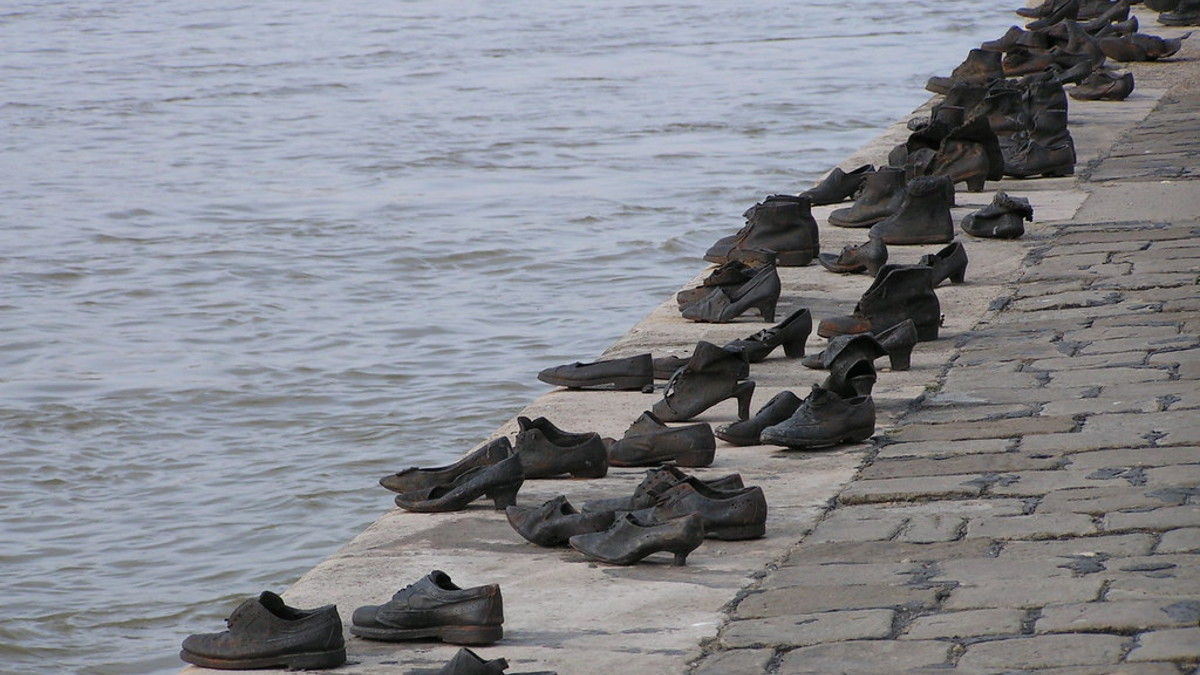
[624,411,665,436]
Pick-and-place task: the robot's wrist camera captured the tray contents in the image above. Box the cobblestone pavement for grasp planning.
[690,35,1200,675]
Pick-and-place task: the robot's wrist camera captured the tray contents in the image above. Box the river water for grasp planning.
[1,1,1010,672]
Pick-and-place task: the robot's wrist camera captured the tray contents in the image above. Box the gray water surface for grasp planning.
[0,2,1009,672]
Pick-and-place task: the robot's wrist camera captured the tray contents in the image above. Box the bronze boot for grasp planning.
[704,195,818,266]
[828,166,907,228]
[817,264,941,342]
[869,176,955,245]
[651,341,755,422]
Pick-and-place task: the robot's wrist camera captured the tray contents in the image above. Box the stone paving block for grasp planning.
[1127,627,1200,663]
[1011,665,1183,675]
[943,368,1045,389]
[1030,353,1150,374]
[1064,324,1184,342]
[1041,395,1159,417]
[1077,336,1197,356]
[1094,272,1199,291]
[837,498,1028,521]
[957,633,1127,671]
[924,386,1094,406]
[898,514,966,544]
[1038,487,1184,515]
[967,513,1101,540]
[1021,433,1151,454]
[902,403,1035,425]
[776,639,950,674]
[859,453,1062,480]
[761,562,921,590]
[944,576,1105,610]
[875,438,1016,459]
[1106,505,1200,532]
[692,648,771,675]
[1157,527,1200,554]
[1007,289,1125,313]
[884,416,1078,443]
[941,553,1095,580]
[1064,446,1200,470]
[805,511,905,544]
[1143,464,1200,488]
[1050,366,1173,387]
[719,608,893,649]
[1105,559,1200,601]
[1039,599,1200,634]
[1085,410,1200,448]
[902,608,1024,640]
[999,534,1158,560]
[837,474,984,505]
[989,470,1117,496]
[735,584,939,619]
[790,539,994,565]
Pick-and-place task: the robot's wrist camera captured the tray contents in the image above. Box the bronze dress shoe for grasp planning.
[181,591,345,671]
[351,571,504,645]
[506,495,615,547]
[569,512,705,566]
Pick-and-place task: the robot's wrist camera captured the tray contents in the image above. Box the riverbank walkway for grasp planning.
[182,7,1200,675]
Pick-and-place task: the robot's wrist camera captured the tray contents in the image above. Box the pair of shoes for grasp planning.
[625,476,768,541]
[1069,69,1135,100]
[435,647,558,675]
[818,236,888,276]
[181,592,345,670]
[569,512,705,566]
[715,391,803,446]
[652,342,755,422]
[799,164,875,205]
[380,437,512,494]
[506,495,616,547]
[352,571,503,645]
[870,175,955,245]
[582,464,745,512]
[828,166,907,228]
[760,385,876,450]
[514,416,609,479]
[606,411,716,467]
[817,265,941,342]
[679,264,781,323]
[580,461,739,509]
[919,240,969,286]
[537,353,653,391]
[803,320,918,372]
[962,191,1034,239]
[704,195,819,266]
[652,308,812,378]
[393,454,525,512]
[677,256,773,306]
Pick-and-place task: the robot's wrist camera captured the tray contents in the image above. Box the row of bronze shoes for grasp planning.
[181,3,1182,671]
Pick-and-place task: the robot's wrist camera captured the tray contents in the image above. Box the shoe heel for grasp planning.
[487,483,521,510]
[733,381,756,420]
[914,323,939,342]
[672,551,690,566]
[437,624,504,646]
[949,268,966,284]
[755,299,776,323]
[965,174,986,192]
[782,336,807,358]
[569,463,608,479]
[888,345,913,371]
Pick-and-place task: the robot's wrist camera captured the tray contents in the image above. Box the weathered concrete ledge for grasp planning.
[184,8,1199,674]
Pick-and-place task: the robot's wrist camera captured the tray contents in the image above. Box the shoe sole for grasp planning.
[180,647,346,670]
[760,425,875,450]
[705,522,766,540]
[349,623,503,645]
[537,374,652,391]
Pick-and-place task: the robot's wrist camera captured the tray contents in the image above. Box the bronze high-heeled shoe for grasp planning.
[651,341,755,422]
[679,264,780,323]
[393,454,524,513]
[919,240,969,286]
[379,437,512,494]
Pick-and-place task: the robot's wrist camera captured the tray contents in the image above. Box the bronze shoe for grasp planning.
[506,495,616,547]
[569,512,705,566]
